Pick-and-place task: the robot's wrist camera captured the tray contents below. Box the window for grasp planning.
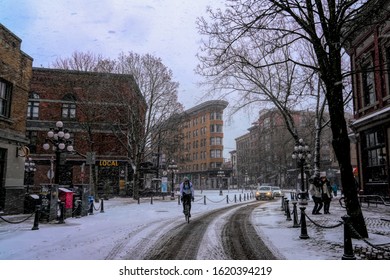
[361,57,376,107]
[386,46,390,97]
[210,124,223,133]
[0,79,12,118]
[210,149,222,158]
[62,93,76,119]
[27,92,40,119]
[364,129,387,183]
[210,111,223,120]
[210,137,223,145]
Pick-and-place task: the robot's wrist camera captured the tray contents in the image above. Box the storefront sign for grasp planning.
[98,160,119,167]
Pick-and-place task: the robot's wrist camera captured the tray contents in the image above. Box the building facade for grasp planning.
[347,0,390,197]
[235,108,338,189]
[160,100,229,190]
[0,24,33,214]
[27,68,145,197]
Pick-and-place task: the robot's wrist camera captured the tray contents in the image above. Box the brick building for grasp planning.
[0,24,33,214]
[235,108,338,189]
[346,0,390,197]
[27,67,146,197]
[159,100,229,190]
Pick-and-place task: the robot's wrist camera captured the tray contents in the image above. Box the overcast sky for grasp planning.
[1,0,255,155]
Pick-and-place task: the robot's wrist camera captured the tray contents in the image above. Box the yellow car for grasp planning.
[255,186,274,200]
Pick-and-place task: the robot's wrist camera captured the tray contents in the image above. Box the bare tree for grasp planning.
[195,0,383,236]
[113,52,182,198]
[51,51,182,199]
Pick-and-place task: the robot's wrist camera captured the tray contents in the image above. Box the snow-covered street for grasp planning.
[0,189,388,279]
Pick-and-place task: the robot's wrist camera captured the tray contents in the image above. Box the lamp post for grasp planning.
[24,157,36,193]
[292,138,311,239]
[168,160,178,199]
[217,168,224,195]
[43,121,74,185]
[292,138,311,204]
[217,168,224,188]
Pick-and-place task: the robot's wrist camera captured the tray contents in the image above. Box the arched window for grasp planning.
[27,92,40,119]
[62,93,76,119]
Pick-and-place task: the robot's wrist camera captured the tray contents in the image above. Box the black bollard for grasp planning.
[292,202,299,228]
[178,195,181,205]
[341,215,357,260]
[100,198,105,213]
[58,202,65,223]
[284,198,288,215]
[31,205,40,230]
[285,200,292,221]
[299,207,309,239]
[239,194,242,202]
[204,195,206,205]
[89,201,94,215]
[226,195,229,204]
[75,200,81,218]
[281,195,285,210]
[234,194,237,203]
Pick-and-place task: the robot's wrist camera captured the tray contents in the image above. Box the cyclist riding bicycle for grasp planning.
[180,177,194,217]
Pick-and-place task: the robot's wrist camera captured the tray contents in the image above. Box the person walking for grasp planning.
[320,174,332,214]
[309,176,323,215]
[331,183,338,197]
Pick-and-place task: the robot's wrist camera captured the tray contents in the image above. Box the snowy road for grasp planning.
[0,190,260,260]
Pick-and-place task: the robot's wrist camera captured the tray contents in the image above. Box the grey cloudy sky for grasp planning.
[1,0,254,156]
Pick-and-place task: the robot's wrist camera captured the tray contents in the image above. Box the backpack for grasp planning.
[182,182,192,194]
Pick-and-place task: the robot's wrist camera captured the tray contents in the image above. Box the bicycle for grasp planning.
[182,195,191,223]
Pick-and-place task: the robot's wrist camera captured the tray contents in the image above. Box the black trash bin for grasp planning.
[24,194,41,214]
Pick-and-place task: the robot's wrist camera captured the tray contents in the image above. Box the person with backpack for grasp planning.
[180,177,194,217]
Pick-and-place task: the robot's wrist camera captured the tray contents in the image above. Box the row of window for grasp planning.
[181,161,223,172]
[358,45,390,110]
[27,92,77,120]
[185,125,224,140]
[183,137,223,151]
[184,149,223,161]
[186,111,223,128]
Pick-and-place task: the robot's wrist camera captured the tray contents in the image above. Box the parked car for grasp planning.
[255,186,274,200]
[271,186,282,197]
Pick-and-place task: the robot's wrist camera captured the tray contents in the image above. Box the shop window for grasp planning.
[363,129,387,183]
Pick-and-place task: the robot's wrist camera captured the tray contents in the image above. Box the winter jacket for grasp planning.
[309,183,322,198]
[180,181,194,197]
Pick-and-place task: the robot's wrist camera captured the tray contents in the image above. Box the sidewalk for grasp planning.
[255,193,390,260]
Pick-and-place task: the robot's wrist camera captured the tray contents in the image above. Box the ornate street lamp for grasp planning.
[292,138,311,204]
[168,160,178,199]
[43,121,74,185]
[292,138,311,239]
